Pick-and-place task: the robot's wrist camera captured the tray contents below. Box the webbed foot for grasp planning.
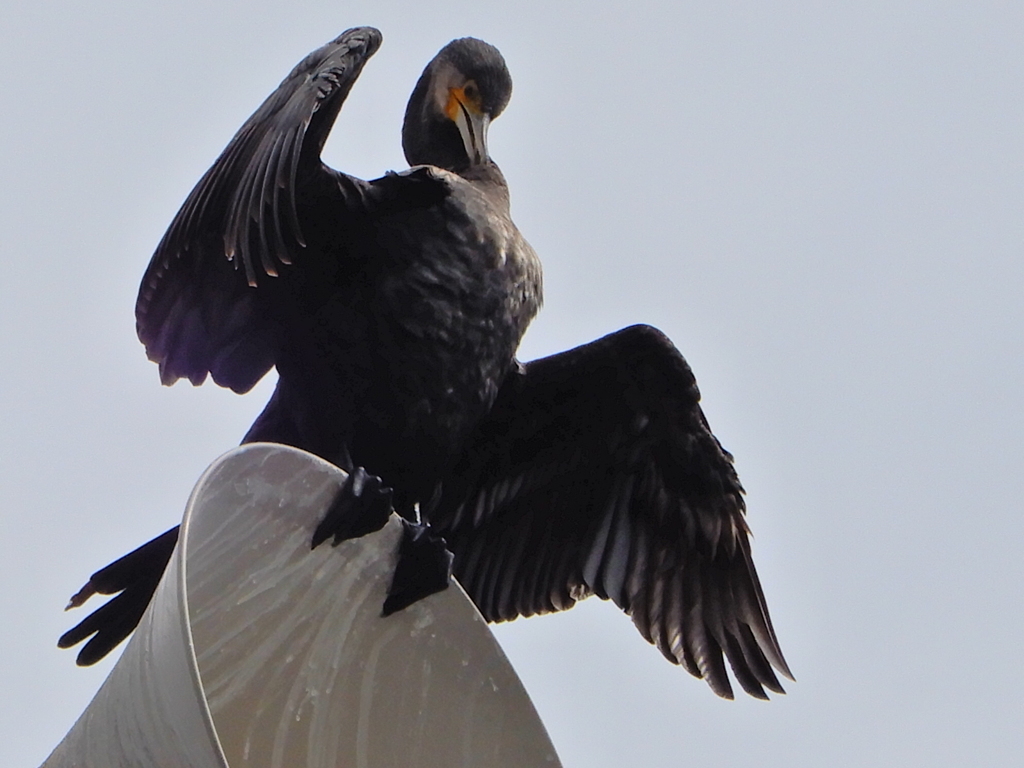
[382,519,454,616]
[312,467,393,548]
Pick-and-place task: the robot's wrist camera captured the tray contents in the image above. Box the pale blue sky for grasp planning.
[2,2,1022,765]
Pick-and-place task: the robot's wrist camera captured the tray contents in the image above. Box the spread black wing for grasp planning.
[135,26,382,393]
[431,324,793,699]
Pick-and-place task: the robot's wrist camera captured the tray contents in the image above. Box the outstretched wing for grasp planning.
[135,27,383,393]
[432,324,792,699]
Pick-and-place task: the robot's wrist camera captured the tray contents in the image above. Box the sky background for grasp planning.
[2,1,1022,765]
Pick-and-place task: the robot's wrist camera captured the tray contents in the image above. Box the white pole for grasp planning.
[44,443,561,768]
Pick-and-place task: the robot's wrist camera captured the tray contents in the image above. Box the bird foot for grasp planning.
[312,467,394,548]
[382,519,454,616]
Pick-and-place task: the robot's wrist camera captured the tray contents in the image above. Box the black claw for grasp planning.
[382,519,454,616]
[312,467,393,549]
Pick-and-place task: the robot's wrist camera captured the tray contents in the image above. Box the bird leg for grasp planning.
[382,518,454,616]
[312,469,452,614]
[311,466,394,547]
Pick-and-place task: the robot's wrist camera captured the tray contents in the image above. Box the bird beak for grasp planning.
[447,87,490,165]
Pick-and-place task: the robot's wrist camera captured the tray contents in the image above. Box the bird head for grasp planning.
[403,38,512,172]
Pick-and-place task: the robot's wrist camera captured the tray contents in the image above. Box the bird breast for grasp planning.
[368,166,542,450]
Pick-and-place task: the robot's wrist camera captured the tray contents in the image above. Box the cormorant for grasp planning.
[60,27,792,700]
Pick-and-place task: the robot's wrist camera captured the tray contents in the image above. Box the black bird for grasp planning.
[61,28,792,700]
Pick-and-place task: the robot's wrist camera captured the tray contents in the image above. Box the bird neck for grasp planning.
[402,68,479,174]
[459,162,511,205]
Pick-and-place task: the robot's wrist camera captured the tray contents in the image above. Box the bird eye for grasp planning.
[463,81,480,104]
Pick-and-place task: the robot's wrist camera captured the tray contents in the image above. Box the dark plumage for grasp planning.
[61,27,791,699]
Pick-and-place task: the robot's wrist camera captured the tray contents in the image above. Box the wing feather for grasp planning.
[433,324,792,699]
[135,27,382,393]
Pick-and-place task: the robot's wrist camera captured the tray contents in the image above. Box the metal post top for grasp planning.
[44,443,561,768]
